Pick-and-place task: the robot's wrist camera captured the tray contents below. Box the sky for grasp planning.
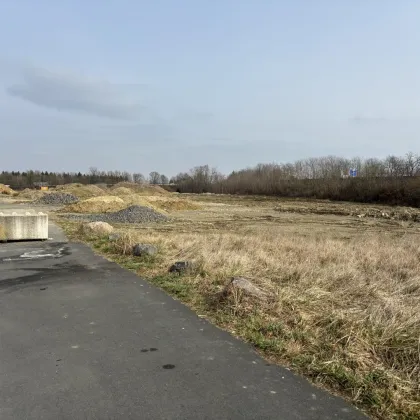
[1,0,420,177]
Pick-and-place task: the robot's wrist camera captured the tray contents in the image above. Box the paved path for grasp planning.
[0,221,366,419]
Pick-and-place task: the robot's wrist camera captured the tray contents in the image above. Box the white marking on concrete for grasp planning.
[270,391,277,394]
[71,345,79,349]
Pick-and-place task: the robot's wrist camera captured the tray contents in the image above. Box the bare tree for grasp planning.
[404,152,420,177]
[89,167,99,184]
[132,173,145,184]
[149,171,161,184]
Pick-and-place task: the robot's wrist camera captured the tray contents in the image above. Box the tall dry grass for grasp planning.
[107,226,419,418]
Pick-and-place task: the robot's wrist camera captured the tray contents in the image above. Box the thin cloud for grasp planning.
[349,116,389,125]
[6,67,153,121]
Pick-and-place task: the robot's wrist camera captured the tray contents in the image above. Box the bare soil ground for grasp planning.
[58,194,420,419]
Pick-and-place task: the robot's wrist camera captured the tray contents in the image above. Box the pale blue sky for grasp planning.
[1,0,419,176]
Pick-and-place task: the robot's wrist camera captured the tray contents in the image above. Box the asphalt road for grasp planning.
[0,218,366,419]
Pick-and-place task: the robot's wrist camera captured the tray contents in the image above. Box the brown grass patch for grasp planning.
[111,228,420,418]
[60,196,420,418]
[273,201,420,222]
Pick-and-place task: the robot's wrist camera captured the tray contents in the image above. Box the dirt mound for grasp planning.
[109,195,201,213]
[63,196,125,213]
[110,182,169,196]
[54,183,104,199]
[142,196,201,212]
[18,188,45,200]
[110,187,133,196]
[0,184,17,196]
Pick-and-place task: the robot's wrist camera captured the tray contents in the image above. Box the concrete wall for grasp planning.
[0,211,48,240]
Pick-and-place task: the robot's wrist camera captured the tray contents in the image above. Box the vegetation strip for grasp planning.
[57,191,420,420]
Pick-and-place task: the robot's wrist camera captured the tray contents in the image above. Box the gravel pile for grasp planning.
[66,205,168,224]
[37,192,79,205]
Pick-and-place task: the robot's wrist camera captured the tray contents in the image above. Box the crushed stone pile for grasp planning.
[37,192,79,205]
[65,205,168,224]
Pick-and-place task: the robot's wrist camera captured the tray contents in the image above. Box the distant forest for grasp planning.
[2,153,420,207]
[0,168,168,188]
[171,153,420,207]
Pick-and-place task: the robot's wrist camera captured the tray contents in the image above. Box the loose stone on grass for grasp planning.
[223,277,267,299]
[108,233,122,241]
[169,261,194,275]
[82,221,114,236]
[132,244,157,257]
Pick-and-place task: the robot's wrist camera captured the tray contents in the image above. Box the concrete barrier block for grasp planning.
[0,210,48,240]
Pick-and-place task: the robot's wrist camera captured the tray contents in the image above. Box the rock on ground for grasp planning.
[82,221,114,236]
[108,233,122,241]
[169,261,194,274]
[223,277,267,299]
[132,244,157,257]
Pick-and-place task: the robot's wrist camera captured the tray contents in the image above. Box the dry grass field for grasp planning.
[59,193,420,419]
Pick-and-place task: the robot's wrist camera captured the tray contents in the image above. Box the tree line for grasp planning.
[170,153,420,207]
[0,167,170,189]
[3,153,420,206]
